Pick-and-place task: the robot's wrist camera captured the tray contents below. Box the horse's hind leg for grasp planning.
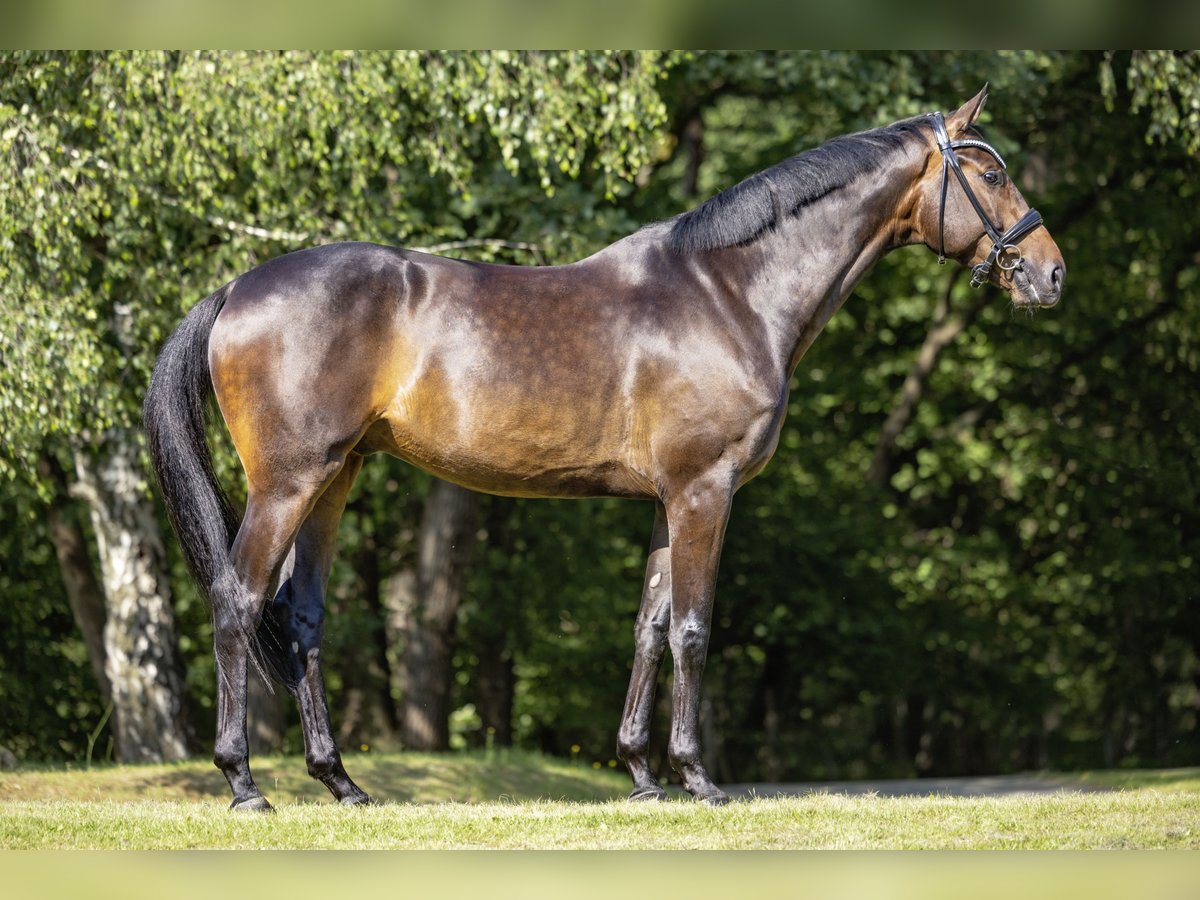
[258,454,370,805]
[616,502,671,801]
[212,459,347,811]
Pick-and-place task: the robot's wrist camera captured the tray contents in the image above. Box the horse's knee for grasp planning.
[633,612,669,658]
[669,620,709,670]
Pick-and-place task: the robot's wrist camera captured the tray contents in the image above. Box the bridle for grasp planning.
[930,110,1044,288]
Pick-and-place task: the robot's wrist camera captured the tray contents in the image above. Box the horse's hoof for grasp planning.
[229,795,274,813]
[699,790,731,807]
[628,785,668,802]
[339,793,373,807]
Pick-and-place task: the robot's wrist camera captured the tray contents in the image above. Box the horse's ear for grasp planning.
[946,84,989,135]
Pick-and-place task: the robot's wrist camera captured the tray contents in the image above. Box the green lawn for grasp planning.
[0,748,628,805]
[1,753,1197,849]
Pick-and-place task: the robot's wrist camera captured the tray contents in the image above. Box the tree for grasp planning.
[401,480,480,750]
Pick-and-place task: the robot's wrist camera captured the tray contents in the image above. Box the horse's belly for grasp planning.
[360,386,653,500]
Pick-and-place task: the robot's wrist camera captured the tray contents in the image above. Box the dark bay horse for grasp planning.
[145,87,1064,809]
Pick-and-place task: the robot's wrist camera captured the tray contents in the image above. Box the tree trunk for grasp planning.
[336,526,399,748]
[402,479,479,751]
[469,496,517,748]
[39,456,112,704]
[475,634,514,747]
[383,567,415,727]
[73,433,193,762]
[247,671,285,755]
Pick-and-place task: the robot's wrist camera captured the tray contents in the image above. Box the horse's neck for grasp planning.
[743,149,925,375]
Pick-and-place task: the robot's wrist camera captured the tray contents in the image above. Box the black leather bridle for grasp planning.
[930,110,1044,288]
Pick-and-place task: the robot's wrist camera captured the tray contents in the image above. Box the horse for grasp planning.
[144,86,1064,810]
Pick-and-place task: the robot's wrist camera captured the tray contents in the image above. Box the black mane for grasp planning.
[668,115,934,254]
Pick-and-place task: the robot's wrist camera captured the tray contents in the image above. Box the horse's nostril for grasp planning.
[1050,265,1063,293]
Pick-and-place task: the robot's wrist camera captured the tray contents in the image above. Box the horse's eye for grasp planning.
[983,170,1001,185]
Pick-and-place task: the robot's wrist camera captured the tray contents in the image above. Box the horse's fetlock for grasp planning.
[668,740,702,771]
[616,729,648,763]
[306,748,342,781]
[213,744,244,774]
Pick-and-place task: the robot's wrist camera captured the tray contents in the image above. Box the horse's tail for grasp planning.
[143,287,239,601]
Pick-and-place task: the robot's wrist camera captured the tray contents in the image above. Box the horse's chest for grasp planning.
[645,377,788,487]
[733,392,789,484]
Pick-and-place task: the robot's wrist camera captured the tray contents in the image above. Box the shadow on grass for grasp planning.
[0,749,629,805]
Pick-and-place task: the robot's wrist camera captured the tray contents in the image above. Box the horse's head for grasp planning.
[914,86,1065,309]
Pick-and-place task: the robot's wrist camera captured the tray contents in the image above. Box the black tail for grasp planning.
[145,287,288,690]
[143,288,238,603]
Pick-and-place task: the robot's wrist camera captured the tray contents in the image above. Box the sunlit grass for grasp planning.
[1,792,1197,849]
[1072,767,1200,792]
[1,753,1198,849]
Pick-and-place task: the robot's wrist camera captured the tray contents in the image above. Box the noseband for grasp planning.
[930,111,1044,288]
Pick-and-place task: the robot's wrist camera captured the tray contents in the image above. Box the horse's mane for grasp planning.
[668,115,935,254]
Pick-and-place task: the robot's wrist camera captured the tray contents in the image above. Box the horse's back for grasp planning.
[368,249,659,498]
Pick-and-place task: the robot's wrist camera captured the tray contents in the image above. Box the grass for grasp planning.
[0,747,628,805]
[1,752,1198,849]
[3,793,1198,849]
[1072,766,1200,792]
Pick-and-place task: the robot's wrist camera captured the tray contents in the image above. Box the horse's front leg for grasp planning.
[616,502,671,801]
[664,475,733,805]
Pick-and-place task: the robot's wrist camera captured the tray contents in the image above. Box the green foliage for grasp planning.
[0,480,104,759]
[1103,50,1200,156]
[460,495,651,758]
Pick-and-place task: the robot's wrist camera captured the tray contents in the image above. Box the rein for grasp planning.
[930,111,1044,288]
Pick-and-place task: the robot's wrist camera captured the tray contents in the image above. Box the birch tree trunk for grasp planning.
[73,431,193,762]
[402,479,479,751]
[39,456,112,704]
